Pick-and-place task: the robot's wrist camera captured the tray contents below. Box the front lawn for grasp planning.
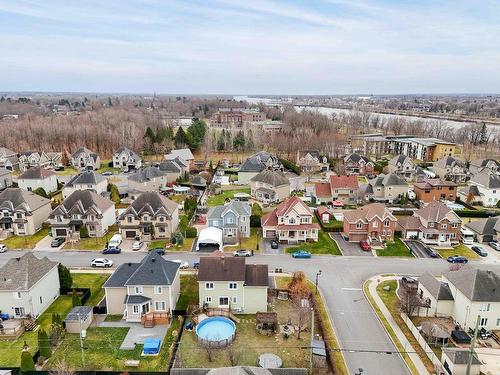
[55,166,78,176]
[285,230,342,255]
[175,274,199,311]
[206,188,251,206]
[63,232,115,251]
[0,228,49,249]
[438,244,480,260]
[148,237,195,252]
[238,228,261,252]
[376,237,414,257]
[96,161,121,175]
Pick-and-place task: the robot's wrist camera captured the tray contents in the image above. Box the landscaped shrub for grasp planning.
[20,351,35,371]
[250,215,262,228]
[58,264,73,289]
[71,289,81,307]
[185,226,197,238]
[279,158,300,175]
[38,329,51,358]
[79,226,89,238]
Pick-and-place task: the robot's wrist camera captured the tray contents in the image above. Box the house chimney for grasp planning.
[151,258,156,263]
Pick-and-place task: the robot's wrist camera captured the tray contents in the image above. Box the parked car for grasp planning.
[0,312,9,320]
[471,246,488,257]
[151,248,165,255]
[91,258,113,267]
[132,241,143,251]
[447,255,468,264]
[102,247,122,254]
[407,189,416,200]
[489,241,500,251]
[193,261,200,269]
[50,237,65,248]
[173,259,189,269]
[270,240,279,249]
[108,234,123,247]
[359,241,371,251]
[54,165,65,171]
[401,276,417,284]
[233,249,253,257]
[424,246,438,258]
[0,244,7,253]
[292,250,311,259]
[102,171,113,176]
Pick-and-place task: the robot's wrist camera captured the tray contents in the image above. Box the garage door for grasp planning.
[125,230,137,239]
[265,230,276,238]
[55,229,67,237]
[349,233,367,242]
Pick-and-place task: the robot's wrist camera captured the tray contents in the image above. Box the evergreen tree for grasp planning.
[71,289,81,307]
[217,130,226,151]
[186,118,207,150]
[79,226,89,239]
[38,329,51,358]
[20,351,35,371]
[107,97,113,107]
[107,183,120,204]
[479,123,489,144]
[51,313,62,326]
[175,127,188,147]
[34,187,48,199]
[233,130,245,150]
[58,264,73,290]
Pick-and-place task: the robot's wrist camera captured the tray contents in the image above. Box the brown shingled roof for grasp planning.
[330,175,358,189]
[245,264,269,286]
[19,166,56,180]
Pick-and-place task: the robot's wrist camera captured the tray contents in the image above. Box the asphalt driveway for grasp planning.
[261,238,284,254]
[403,240,438,258]
[330,233,373,256]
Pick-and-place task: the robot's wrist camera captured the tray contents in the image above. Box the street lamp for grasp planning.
[315,270,322,295]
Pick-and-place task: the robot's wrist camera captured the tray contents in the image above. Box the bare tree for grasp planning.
[49,361,75,375]
[227,346,240,366]
[399,286,421,316]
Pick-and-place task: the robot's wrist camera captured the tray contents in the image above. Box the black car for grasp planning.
[471,246,488,257]
[151,248,165,256]
[447,255,468,264]
[54,166,65,171]
[102,247,122,254]
[50,237,65,247]
[270,240,279,249]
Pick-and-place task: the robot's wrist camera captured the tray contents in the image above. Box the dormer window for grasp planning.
[16,213,22,219]
[372,221,378,228]
[127,216,132,223]
[356,222,363,229]
[289,217,296,224]
[158,216,165,222]
[384,219,390,227]
[143,215,149,221]
[429,222,434,228]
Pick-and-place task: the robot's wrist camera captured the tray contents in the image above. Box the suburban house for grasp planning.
[49,190,115,238]
[250,169,290,204]
[469,158,500,175]
[361,173,408,203]
[458,170,500,207]
[62,170,107,198]
[197,256,268,314]
[439,349,481,375]
[0,253,60,318]
[0,168,13,190]
[207,200,251,243]
[314,175,359,205]
[70,147,101,171]
[397,200,461,246]
[17,167,58,194]
[112,147,142,170]
[164,148,194,172]
[127,167,169,192]
[118,191,179,240]
[158,160,185,182]
[416,268,500,332]
[413,178,457,203]
[238,151,281,184]
[433,156,468,183]
[261,196,319,243]
[0,188,51,236]
[344,153,374,176]
[103,251,180,323]
[342,203,396,243]
[465,216,500,243]
[0,147,19,171]
[296,150,329,173]
[18,151,62,171]
[388,155,416,180]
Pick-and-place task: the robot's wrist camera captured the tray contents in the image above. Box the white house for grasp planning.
[17,166,58,194]
[112,147,142,170]
[62,171,108,198]
[462,170,500,207]
[0,253,60,318]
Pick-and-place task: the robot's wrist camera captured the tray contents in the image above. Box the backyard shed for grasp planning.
[64,306,93,334]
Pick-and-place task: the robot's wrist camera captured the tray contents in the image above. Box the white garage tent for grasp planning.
[196,227,223,251]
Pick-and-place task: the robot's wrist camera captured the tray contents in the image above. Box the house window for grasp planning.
[450,233,456,239]
[57,216,62,223]
[132,305,140,314]
[241,216,246,222]
[17,224,24,230]
[300,217,309,223]
[289,217,296,224]
[497,319,500,327]
[479,303,490,312]
[356,222,363,229]
[227,217,234,224]
[154,301,166,311]
[39,296,43,304]
[205,283,214,290]
[441,224,447,229]
[88,225,95,231]
[143,215,149,221]
[159,227,165,233]
[134,286,143,294]
[158,216,164,222]
[13,292,21,299]
[384,219,390,227]
[16,213,22,219]
[154,286,163,294]
[229,282,237,290]
[232,296,237,304]
[480,317,488,327]
[205,296,212,303]
[429,222,434,228]
[451,223,458,228]
[372,221,378,228]
[127,216,132,223]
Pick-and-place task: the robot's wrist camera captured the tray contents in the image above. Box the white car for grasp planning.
[172,259,189,269]
[91,258,113,268]
[407,189,416,200]
[132,241,143,251]
[0,244,7,253]
[490,241,500,251]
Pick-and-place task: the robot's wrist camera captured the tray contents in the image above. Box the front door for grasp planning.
[14,307,25,317]
[219,297,229,308]
[142,303,150,315]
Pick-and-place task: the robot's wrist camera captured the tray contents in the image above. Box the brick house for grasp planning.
[344,153,374,176]
[342,203,397,243]
[313,175,359,205]
[413,179,457,203]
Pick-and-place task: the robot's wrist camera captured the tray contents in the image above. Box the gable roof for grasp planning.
[298,150,320,160]
[343,203,396,223]
[470,170,500,189]
[119,191,178,218]
[0,253,58,291]
[198,256,268,286]
[207,201,251,221]
[65,170,106,187]
[71,147,98,161]
[444,267,500,302]
[345,153,372,164]
[442,348,480,365]
[114,147,141,161]
[52,190,114,216]
[159,160,182,173]
[466,216,499,236]
[389,155,413,167]
[239,151,278,172]
[250,169,289,187]
[330,175,358,190]
[0,188,51,212]
[414,178,457,189]
[0,167,12,177]
[470,158,500,169]
[418,272,454,301]
[165,148,194,161]
[19,166,56,180]
[369,173,407,187]
[275,196,310,217]
[314,182,332,198]
[128,167,164,183]
[415,200,460,223]
[434,156,465,169]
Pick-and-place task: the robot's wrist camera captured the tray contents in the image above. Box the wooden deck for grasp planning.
[141,312,169,328]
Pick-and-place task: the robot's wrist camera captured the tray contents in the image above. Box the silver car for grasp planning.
[0,244,7,253]
[132,241,143,251]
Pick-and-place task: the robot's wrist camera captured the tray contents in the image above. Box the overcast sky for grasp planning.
[0,0,499,94]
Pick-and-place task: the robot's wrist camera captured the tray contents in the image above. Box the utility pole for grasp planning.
[466,315,480,375]
[309,307,314,375]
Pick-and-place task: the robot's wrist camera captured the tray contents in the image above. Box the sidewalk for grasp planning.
[365,275,431,375]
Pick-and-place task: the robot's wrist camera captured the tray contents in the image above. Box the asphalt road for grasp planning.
[2,250,498,374]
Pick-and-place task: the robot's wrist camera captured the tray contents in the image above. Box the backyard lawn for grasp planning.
[285,230,342,255]
[96,160,121,175]
[376,237,414,257]
[0,228,49,249]
[206,188,251,206]
[176,274,199,311]
[438,244,480,260]
[55,166,78,176]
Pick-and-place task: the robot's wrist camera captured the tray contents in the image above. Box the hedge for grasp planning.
[250,215,262,228]
[185,226,198,238]
[454,209,497,218]
[279,158,300,175]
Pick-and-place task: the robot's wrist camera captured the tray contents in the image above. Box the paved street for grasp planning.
[1,250,498,374]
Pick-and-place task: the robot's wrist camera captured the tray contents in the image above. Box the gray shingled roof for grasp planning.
[124,295,151,304]
[418,272,454,301]
[250,169,289,187]
[0,188,51,213]
[65,306,93,321]
[103,262,140,287]
[470,170,500,189]
[369,173,407,187]
[119,191,178,218]
[416,200,460,223]
[114,147,141,162]
[239,151,278,172]
[65,171,105,187]
[444,267,500,302]
[51,190,114,216]
[128,167,164,183]
[159,160,182,173]
[434,156,465,169]
[345,153,372,164]
[442,348,481,365]
[466,216,499,236]
[207,201,251,220]
[165,148,194,161]
[71,147,98,161]
[0,253,58,291]
[389,155,412,167]
[0,167,10,177]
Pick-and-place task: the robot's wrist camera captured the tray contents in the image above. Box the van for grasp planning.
[108,234,123,248]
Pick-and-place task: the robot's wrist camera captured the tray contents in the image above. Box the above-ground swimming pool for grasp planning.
[196,316,236,347]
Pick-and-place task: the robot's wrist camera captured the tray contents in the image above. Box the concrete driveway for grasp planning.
[330,233,373,256]
[34,235,64,252]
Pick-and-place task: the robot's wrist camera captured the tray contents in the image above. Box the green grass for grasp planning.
[63,232,115,251]
[176,274,199,311]
[285,230,342,255]
[206,187,251,206]
[169,194,188,204]
[148,239,169,250]
[104,315,124,322]
[71,273,109,306]
[238,228,261,251]
[319,219,343,230]
[96,161,121,175]
[55,166,78,176]
[0,228,49,249]
[438,244,480,260]
[147,237,195,252]
[376,237,414,257]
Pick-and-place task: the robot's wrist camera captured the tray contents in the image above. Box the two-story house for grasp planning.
[164,148,195,172]
[433,156,468,183]
[342,203,397,243]
[397,200,461,246]
[0,168,13,190]
[469,158,500,175]
[127,167,169,192]
[0,253,60,318]
[158,160,185,183]
[261,196,319,243]
[250,169,290,204]
[314,175,359,205]
[465,216,500,243]
[207,200,251,244]
[62,170,108,198]
[17,167,58,194]
[344,153,375,176]
[49,190,115,238]
[362,174,408,203]
[197,256,268,314]
[18,151,62,171]
[238,151,281,184]
[71,147,101,171]
[0,147,19,171]
[103,251,180,323]
[0,188,51,236]
[118,191,179,240]
[388,155,416,180]
[112,147,142,171]
[458,170,500,207]
[296,150,329,173]
[413,178,457,203]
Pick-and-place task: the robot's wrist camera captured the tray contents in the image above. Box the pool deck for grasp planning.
[97,320,169,350]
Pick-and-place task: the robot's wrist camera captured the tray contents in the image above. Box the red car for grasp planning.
[359,241,371,251]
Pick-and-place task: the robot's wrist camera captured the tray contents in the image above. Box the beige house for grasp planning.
[296,150,329,173]
[197,256,268,314]
[103,251,180,323]
[71,147,100,171]
[250,169,290,204]
[362,173,408,203]
[0,168,13,190]
[433,156,468,183]
[17,167,58,194]
[388,155,416,180]
[0,253,59,318]
[127,167,169,192]
[62,170,108,198]
[0,188,51,236]
[118,191,179,240]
